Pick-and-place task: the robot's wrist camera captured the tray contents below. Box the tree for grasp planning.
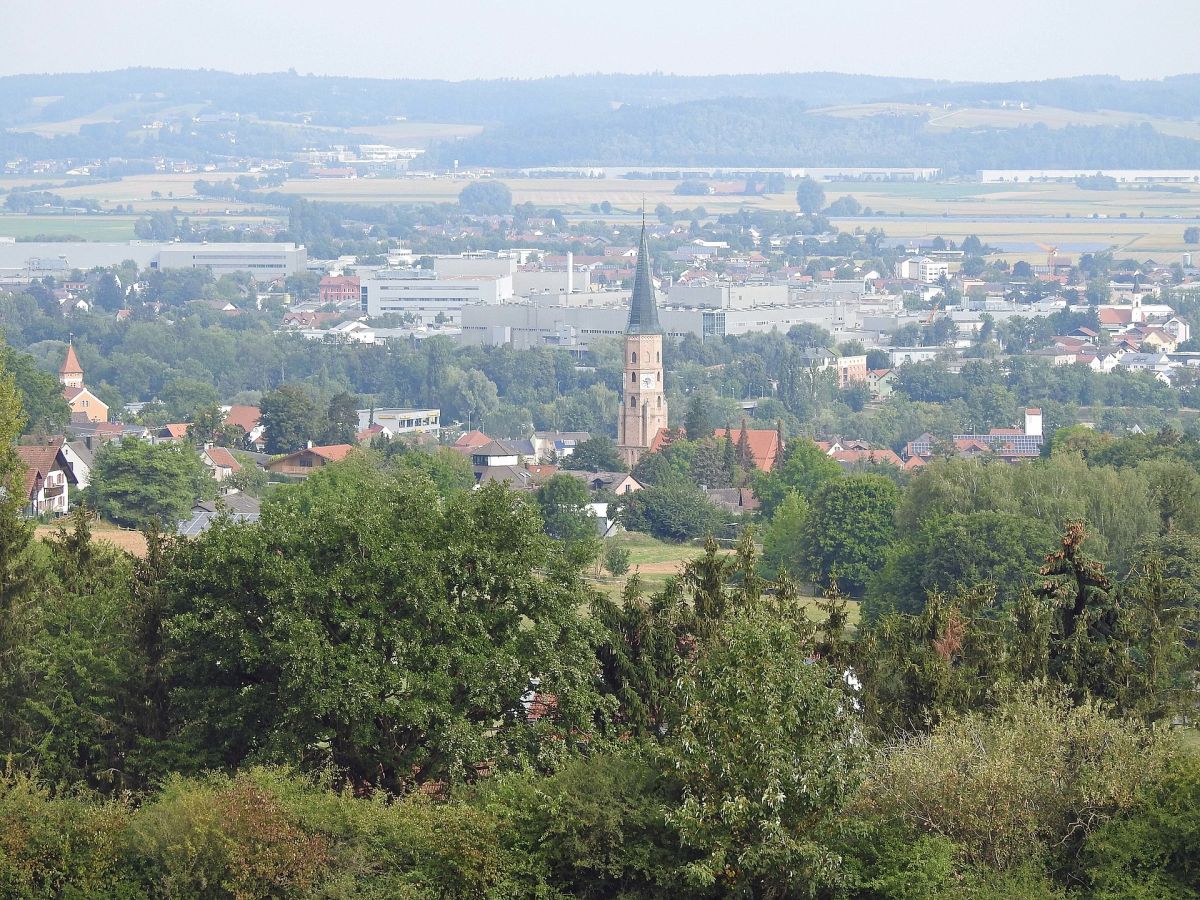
[323,392,359,445]
[751,438,843,516]
[163,472,601,791]
[187,403,243,448]
[795,177,826,215]
[536,474,594,544]
[760,491,808,578]
[669,607,864,895]
[160,377,219,422]
[458,181,513,215]
[619,481,721,543]
[603,543,630,577]
[825,195,861,216]
[866,511,1058,619]
[801,474,898,594]
[93,272,125,312]
[1184,226,1200,245]
[683,393,714,441]
[561,436,625,473]
[88,439,213,529]
[260,385,318,455]
[0,368,38,744]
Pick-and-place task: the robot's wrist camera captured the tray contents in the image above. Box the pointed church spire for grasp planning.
[626,218,661,335]
[60,341,82,377]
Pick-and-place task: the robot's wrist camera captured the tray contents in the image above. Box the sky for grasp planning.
[0,0,1195,82]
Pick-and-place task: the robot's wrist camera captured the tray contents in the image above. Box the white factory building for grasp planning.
[0,240,307,279]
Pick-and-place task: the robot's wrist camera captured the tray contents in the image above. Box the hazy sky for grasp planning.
[2,0,1195,82]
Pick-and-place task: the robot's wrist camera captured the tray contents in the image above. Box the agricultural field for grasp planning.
[35,522,148,557]
[0,214,139,240]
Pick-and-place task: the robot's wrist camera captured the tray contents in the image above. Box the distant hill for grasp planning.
[3,69,1200,172]
[425,97,1200,173]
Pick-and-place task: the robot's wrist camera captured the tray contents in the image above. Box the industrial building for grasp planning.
[0,240,307,280]
[359,268,513,322]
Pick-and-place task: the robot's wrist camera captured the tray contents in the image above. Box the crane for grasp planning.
[925,297,942,325]
[1036,241,1059,275]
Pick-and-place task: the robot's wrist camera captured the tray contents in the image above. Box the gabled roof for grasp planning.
[453,430,492,450]
[223,405,261,433]
[59,343,82,375]
[471,440,524,458]
[159,423,190,439]
[625,221,661,335]
[203,446,242,471]
[308,444,354,462]
[713,427,781,472]
[14,445,65,499]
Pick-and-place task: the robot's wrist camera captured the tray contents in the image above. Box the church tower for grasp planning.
[59,343,83,390]
[617,221,667,468]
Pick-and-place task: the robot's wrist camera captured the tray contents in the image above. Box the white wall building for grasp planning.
[356,408,441,436]
[360,268,513,322]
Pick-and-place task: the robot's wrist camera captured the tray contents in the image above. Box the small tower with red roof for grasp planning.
[59,343,83,390]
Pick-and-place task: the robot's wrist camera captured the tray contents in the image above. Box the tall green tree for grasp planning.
[323,392,359,445]
[260,384,318,454]
[536,473,594,544]
[669,606,863,895]
[163,469,602,791]
[801,474,898,594]
[88,440,213,529]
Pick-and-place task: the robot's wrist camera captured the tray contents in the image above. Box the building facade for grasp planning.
[616,225,668,468]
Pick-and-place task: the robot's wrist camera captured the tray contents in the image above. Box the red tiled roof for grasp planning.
[59,344,82,375]
[203,446,241,471]
[831,447,903,467]
[309,444,353,462]
[714,427,781,472]
[223,405,261,433]
[453,430,492,450]
[160,423,190,439]
[63,386,84,401]
[14,445,62,499]
[1098,307,1133,325]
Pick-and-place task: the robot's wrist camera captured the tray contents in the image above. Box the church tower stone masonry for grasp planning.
[617,222,667,468]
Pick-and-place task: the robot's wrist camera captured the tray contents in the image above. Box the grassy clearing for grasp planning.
[0,215,139,240]
[347,121,485,146]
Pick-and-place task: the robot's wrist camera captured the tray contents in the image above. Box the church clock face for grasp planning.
[639,372,657,390]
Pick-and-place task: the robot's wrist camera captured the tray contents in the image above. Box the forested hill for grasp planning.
[5,68,1200,170]
[428,97,1200,171]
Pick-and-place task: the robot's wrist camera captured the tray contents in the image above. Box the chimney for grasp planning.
[1024,408,1043,438]
[306,440,314,449]
[566,251,573,294]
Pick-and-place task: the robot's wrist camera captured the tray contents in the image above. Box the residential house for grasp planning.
[704,487,761,515]
[867,369,895,398]
[222,405,265,450]
[14,443,73,517]
[564,470,643,495]
[470,440,534,468]
[453,430,493,453]
[797,347,868,387]
[201,446,242,481]
[532,431,591,462]
[61,438,95,489]
[266,443,354,475]
[830,446,904,469]
[1119,352,1173,383]
[155,423,191,444]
